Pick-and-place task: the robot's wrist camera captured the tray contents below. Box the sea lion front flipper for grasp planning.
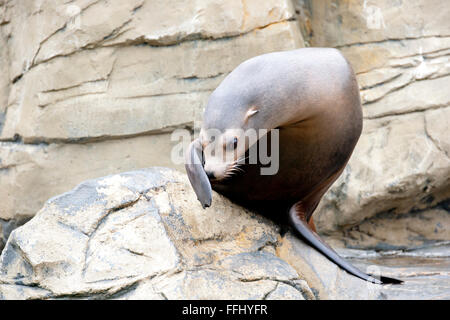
[185,138,212,209]
[288,202,403,285]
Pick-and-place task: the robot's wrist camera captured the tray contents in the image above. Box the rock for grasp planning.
[0,217,28,256]
[276,233,382,300]
[302,0,449,47]
[0,0,304,245]
[0,27,8,118]
[0,133,182,226]
[0,0,302,142]
[299,0,450,245]
[340,205,450,251]
[3,0,298,81]
[1,23,303,142]
[316,110,450,239]
[335,244,450,300]
[0,168,386,300]
[0,131,190,252]
[0,0,449,287]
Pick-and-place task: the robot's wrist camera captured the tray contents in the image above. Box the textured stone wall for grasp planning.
[0,0,449,252]
[298,0,450,247]
[0,0,304,249]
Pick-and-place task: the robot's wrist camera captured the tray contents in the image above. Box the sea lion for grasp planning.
[185,48,402,285]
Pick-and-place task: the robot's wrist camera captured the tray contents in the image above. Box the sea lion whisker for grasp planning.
[228,165,244,174]
[232,167,244,173]
[236,155,249,165]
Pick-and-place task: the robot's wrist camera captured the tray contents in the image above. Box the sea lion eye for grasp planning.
[233,137,238,149]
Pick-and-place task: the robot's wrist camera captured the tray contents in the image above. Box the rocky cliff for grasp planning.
[295,0,450,248]
[0,0,303,249]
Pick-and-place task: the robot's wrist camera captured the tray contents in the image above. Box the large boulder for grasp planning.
[0,167,390,300]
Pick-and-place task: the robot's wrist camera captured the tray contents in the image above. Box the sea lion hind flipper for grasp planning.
[185,139,212,209]
[374,275,404,285]
[288,202,403,285]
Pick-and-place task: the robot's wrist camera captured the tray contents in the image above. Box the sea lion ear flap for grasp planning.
[244,106,259,123]
[185,138,212,209]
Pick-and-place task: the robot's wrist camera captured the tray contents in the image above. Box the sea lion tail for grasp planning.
[288,204,403,285]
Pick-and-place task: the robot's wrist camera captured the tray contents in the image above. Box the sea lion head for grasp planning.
[199,104,260,182]
[185,58,264,207]
[199,128,245,181]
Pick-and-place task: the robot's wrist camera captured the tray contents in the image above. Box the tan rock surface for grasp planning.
[316,110,450,236]
[0,168,387,300]
[0,134,182,222]
[2,168,449,300]
[305,0,449,47]
[0,0,449,273]
[0,0,304,248]
[299,0,450,245]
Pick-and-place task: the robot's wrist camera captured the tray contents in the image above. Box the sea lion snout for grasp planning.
[205,170,216,180]
[203,160,228,181]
